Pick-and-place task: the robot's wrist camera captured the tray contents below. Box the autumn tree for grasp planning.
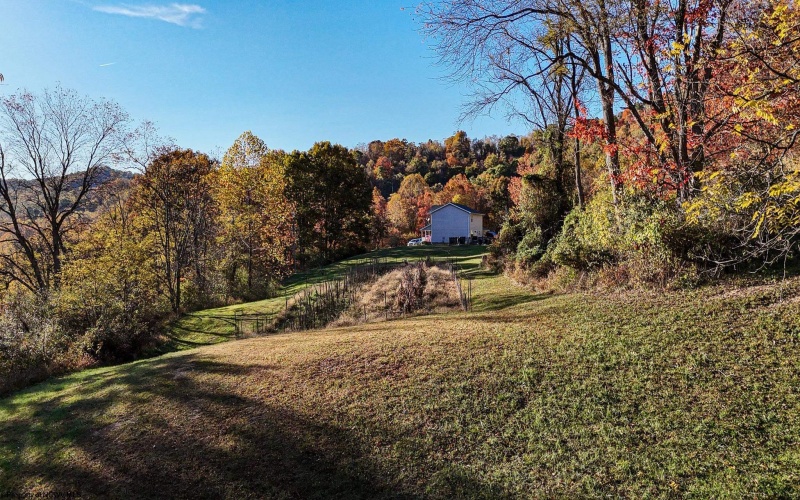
[383,138,410,166]
[285,142,372,265]
[373,156,393,180]
[369,187,389,246]
[216,132,293,298]
[444,130,472,170]
[686,0,800,265]
[603,0,735,201]
[406,155,428,176]
[419,139,446,163]
[435,173,486,212]
[60,194,165,360]
[365,140,384,163]
[0,86,130,291]
[386,173,431,236]
[133,149,216,312]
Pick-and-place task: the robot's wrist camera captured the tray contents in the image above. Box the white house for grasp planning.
[420,203,484,244]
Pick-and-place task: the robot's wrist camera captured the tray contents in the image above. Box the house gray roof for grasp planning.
[429,202,483,215]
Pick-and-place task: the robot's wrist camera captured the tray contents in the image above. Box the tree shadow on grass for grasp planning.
[461,268,495,280]
[470,292,550,314]
[167,324,235,339]
[0,354,504,499]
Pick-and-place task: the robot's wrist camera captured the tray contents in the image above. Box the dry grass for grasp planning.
[332,264,461,326]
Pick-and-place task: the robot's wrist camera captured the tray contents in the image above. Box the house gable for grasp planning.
[429,202,483,216]
[427,203,483,243]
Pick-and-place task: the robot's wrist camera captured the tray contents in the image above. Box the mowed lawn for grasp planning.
[162,245,486,351]
[2,247,800,498]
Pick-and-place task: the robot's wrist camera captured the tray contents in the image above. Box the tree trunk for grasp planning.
[247,240,253,292]
[174,265,181,313]
[599,81,622,203]
[51,225,62,289]
[574,137,585,208]
[598,0,622,203]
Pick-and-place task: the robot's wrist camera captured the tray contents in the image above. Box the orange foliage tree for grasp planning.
[386,174,431,236]
[435,173,487,213]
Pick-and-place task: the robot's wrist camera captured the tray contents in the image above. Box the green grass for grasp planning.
[2,247,800,498]
[162,245,488,350]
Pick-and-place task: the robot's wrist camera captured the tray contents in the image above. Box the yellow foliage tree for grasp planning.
[216,132,294,298]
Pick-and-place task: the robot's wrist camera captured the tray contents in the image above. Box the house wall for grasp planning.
[469,214,483,236]
[431,205,470,243]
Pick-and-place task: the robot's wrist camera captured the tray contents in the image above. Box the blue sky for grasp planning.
[0,0,530,155]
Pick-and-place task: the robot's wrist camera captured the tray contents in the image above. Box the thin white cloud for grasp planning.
[99,62,116,67]
[93,3,206,28]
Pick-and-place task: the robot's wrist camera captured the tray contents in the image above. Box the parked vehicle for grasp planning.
[407,238,423,246]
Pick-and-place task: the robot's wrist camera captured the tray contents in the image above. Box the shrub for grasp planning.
[492,172,568,268]
[490,220,523,259]
[549,191,617,270]
[547,191,701,288]
[515,226,546,265]
[395,264,427,313]
[684,164,800,267]
[0,292,88,395]
[58,250,169,362]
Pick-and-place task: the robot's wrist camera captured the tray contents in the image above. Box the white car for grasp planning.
[407,238,423,246]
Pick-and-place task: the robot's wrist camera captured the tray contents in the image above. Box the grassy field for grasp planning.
[162,245,487,351]
[2,246,800,498]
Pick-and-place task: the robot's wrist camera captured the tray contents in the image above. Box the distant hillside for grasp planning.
[2,166,135,218]
[79,166,136,214]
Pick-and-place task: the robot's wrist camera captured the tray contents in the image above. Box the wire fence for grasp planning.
[229,256,474,337]
[449,263,473,311]
[276,259,399,332]
[233,312,278,338]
